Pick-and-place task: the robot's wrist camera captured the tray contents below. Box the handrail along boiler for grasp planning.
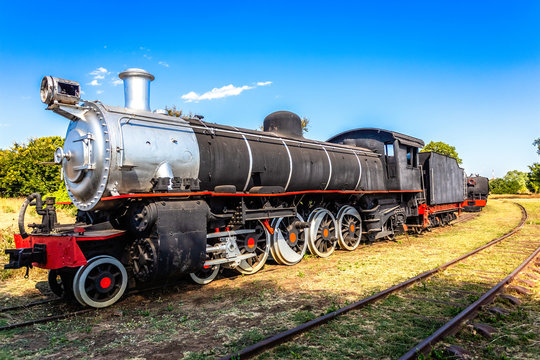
[4,69,484,308]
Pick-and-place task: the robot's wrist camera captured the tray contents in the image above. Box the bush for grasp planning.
[490,170,530,194]
[0,137,64,197]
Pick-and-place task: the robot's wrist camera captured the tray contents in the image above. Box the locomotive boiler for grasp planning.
[5,69,474,308]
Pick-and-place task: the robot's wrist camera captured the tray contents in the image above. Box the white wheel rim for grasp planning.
[189,264,220,285]
[73,255,128,308]
[270,214,307,266]
[237,221,271,275]
[307,208,337,258]
[337,206,362,251]
[269,218,285,264]
[73,255,108,306]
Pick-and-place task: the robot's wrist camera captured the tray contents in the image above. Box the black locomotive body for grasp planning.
[4,70,484,308]
[463,176,489,212]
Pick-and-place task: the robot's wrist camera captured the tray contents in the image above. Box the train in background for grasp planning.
[5,69,487,308]
[463,176,489,212]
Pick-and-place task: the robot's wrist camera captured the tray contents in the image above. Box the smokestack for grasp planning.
[118,68,154,111]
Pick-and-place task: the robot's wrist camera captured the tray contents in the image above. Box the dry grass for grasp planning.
[490,194,540,199]
[257,199,540,360]
[432,199,540,360]
[0,198,75,282]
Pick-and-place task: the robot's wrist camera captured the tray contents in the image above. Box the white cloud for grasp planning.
[143,54,152,60]
[112,79,123,86]
[88,67,110,85]
[182,84,254,102]
[0,123,10,127]
[158,61,169,67]
[90,67,108,76]
[181,81,272,103]
[96,90,104,94]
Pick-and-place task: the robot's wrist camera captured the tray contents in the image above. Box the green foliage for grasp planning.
[44,186,77,215]
[45,186,71,204]
[300,117,309,133]
[527,163,540,193]
[533,138,540,155]
[489,170,530,194]
[0,137,64,197]
[420,141,462,164]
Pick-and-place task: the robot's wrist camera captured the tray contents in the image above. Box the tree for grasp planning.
[420,141,462,164]
[489,170,529,194]
[526,138,540,193]
[527,163,540,193]
[533,138,540,155]
[488,178,505,194]
[0,137,64,197]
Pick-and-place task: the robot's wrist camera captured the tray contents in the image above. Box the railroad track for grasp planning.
[399,238,540,359]
[452,212,479,225]
[219,203,531,360]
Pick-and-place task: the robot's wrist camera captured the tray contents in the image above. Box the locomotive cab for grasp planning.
[327,128,424,191]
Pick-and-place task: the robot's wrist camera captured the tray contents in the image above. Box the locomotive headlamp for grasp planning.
[40,76,81,106]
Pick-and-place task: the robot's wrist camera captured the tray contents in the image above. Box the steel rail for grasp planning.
[399,235,540,359]
[219,203,527,360]
[0,298,61,313]
[0,309,93,331]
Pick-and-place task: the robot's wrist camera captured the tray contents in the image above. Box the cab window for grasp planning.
[406,146,418,167]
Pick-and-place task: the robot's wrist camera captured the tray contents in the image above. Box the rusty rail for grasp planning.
[219,203,527,360]
[0,309,93,331]
[399,234,539,359]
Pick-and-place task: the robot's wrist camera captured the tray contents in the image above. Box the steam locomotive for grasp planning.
[463,176,489,211]
[4,69,485,308]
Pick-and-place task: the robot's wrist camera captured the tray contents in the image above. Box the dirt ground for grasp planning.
[0,199,535,359]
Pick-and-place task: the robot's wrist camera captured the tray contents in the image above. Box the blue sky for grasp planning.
[0,1,539,178]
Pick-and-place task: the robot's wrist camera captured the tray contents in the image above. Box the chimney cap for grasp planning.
[119,68,154,81]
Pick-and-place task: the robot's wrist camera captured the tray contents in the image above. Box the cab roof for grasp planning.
[327,128,425,148]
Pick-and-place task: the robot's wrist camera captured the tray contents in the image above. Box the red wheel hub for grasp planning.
[100,277,111,289]
[247,237,255,248]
